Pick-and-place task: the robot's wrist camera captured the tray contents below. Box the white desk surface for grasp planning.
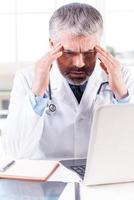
[50,164,134,200]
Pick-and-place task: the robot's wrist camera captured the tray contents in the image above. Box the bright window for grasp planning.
[105,0,134,66]
[0,1,134,74]
[0,0,96,64]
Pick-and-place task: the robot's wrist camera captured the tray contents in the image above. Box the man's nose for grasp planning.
[74,53,85,68]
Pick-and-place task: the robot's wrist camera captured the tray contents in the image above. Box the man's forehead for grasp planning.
[58,33,98,51]
[63,48,95,54]
[61,43,95,53]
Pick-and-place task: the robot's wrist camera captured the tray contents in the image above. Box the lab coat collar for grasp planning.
[52,61,109,112]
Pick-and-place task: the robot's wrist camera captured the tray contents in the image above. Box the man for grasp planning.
[1,3,134,159]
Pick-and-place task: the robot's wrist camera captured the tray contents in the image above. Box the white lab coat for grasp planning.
[1,64,134,159]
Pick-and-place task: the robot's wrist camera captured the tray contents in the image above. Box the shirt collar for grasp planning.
[69,81,87,93]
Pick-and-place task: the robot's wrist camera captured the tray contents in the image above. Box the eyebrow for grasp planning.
[63,49,95,54]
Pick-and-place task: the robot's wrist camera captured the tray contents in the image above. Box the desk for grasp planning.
[81,182,134,200]
[1,164,134,200]
[50,164,134,200]
[0,180,67,200]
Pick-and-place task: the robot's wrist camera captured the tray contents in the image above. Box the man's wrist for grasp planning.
[32,83,48,97]
[29,91,49,116]
[113,90,130,103]
[113,89,128,100]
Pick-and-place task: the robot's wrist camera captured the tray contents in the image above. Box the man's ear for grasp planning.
[49,38,54,48]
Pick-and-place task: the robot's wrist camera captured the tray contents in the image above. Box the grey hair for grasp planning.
[49,3,103,40]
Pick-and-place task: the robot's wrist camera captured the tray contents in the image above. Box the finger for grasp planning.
[95,45,110,55]
[95,45,113,61]
[48,51,62,71]
[95,45,106,52]
[51,51,63,60]
[41,45,62,60]
[51,43,63,55]
[98,54,120,74]
[49,64,52,71]
[96,46,118,67]
[97,53,112,72]
[39,50,62,68]
[100,62,108,74]
[97,49,118,70]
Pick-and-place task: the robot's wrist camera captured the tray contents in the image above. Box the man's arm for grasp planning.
[0,43,63,159]
[95,45,134,101]
[0,70,45,159]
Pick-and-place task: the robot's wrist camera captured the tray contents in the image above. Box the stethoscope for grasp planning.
[47,80,109,113]
[96,81,109,95]
[47,80,56,112]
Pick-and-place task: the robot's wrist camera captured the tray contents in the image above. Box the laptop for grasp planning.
[60,104,134,185]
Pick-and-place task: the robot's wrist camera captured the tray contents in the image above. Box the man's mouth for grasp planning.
[69,71,86,78]
[69,70,86,75]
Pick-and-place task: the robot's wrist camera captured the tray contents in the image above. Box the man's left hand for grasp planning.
[95,45,128,100]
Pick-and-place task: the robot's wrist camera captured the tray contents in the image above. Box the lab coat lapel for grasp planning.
[78,64,106,114]
[59,78,79,109]
[50,74,79,112]
[50,62,108,113]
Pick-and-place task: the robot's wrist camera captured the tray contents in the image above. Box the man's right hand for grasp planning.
[32,43,62,96]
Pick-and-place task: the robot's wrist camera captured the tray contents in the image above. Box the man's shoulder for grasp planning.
[16,65,34,75]
[121,66,133,73]
[15,65,34,80]
[13,65,35,90]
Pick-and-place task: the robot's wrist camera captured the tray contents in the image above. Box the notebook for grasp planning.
[0,159,59,181]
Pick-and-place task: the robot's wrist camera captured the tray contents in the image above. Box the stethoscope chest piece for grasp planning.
[47,80,56,113]
[49,103,56,112]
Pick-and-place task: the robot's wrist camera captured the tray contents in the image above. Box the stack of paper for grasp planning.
[0,159,59,181]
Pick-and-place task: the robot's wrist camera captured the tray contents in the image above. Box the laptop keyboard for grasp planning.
[60,159,86,179]
[70,165,86,179]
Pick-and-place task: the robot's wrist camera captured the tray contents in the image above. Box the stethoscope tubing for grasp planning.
[48,81,56,112]
[97,81,109,95]
[48,80,109,112]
